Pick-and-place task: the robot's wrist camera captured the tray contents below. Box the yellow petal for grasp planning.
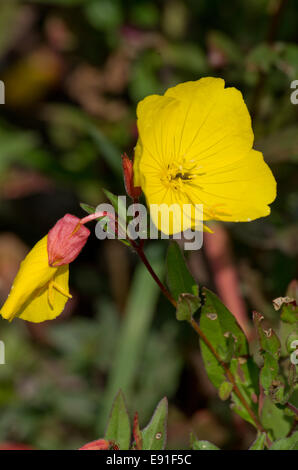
[135,77,253,176]
[164,78,253,166]
[17,265,70,323]
[0,235,71,322]
[134,77,276,234]
[0,236,57,321]
[136,93,179,174]
[188,149,276,221]
[133,138,143,187]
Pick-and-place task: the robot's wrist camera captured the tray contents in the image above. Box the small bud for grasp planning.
[79,439,110,450]
[47,214,90,267]
[121,153,142,200]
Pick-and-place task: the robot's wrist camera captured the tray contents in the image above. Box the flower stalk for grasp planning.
[132,241,270,443]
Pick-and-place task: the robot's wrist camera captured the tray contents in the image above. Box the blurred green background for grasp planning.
[0,0,297,449]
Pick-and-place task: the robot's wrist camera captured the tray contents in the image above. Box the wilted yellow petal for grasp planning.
[0,235,71,322]
[17,265,70,322]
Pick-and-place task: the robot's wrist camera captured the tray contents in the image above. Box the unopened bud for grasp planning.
[121,153,142,200]
[47,214,90,267]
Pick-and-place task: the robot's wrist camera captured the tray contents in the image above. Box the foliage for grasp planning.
[0,0,297,451]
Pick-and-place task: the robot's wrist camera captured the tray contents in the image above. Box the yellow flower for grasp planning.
[0,236,71,323]
[134,77,276,234]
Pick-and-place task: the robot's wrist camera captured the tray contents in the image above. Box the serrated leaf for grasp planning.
[141,397,168,450]
[269,431,298,450]
[176,293,200,321]
[249,433,266,450]
[166,242,198,301]
[104,390,131,450]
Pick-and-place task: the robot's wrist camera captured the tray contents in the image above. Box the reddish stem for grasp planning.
[134,243,269,441]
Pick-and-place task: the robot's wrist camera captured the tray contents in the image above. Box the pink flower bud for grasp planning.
[121,153,142,200]
[47,214,90,267]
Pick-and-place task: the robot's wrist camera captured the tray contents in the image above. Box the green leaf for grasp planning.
[286,331,298,355]
[42,104,122,177]
[30,0,85,4]
[283,43,298,77]
[80,202,96,215]
[191,438,220,450]
[199,288,249,388]
[247,43,280,73]
[87,123,122,177]
[281,302,298,324]
[85,0,123,32]
[229,357,259,427]
[130,2,159,28]
[253,312,283,396]
[103,188,127,219]
[273,286,298,325]
[218,381,233,401]
[249,433,267,450]
[165,43,207,74]
[253,312,281,360]
[0,0,20,57]
[260,352,279,391]
[166,242,198,301]
[91,188,130,246]
[199,289,259,426]
[207,31,243,64]
[104,390,131,450]
[261,396,294,440]
[0,128,38,172]
[269,432,298,450]
[103,189,128,237]
[268,362,297,406]
[141,397,168,450]
[176,293,200,322]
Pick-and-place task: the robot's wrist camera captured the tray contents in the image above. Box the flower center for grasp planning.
[161,162,201,191]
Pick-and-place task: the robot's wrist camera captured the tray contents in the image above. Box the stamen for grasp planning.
[48,280,72,309]
[161,162,201,190]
